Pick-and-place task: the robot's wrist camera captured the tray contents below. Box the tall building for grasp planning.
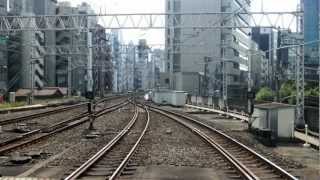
[123,42,135,91]
[301,0,319,80]
[151,49,164,88]
[33,0,57,87]
[137,39,149,90]
[55,2,78,89]
[92,25,113,96]
[111,30,122,93]
[7,0,45,90]
[0,0,8,95]
[55,2,98,94]
[165,0,252,105]
[251,27,279,89]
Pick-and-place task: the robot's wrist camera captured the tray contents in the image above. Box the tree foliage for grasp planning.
[255,87,273,101]
[256,81,320,104]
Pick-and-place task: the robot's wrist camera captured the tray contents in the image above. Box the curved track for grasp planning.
[149,105,298,180]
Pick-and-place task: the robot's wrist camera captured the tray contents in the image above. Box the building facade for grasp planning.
[251,27,279,90]
[137,39,149,90]
[165,0,252,106]
[111,30,122,93]
[7,0,45,90]
[33,0,57,87]
[0,0,8,95]
[123,42,135,91]
[55,2,98,95]
[301,0,320,80]
[92,25,113,96]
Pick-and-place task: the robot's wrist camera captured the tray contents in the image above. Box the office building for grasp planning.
[165,0,252,102]
[33,0,57,87]
[251,27,279,89]
[55,2,98,94]
[92,25,113,96]
[7,0,45,90]
[301,0,320,80]
[0,0,7,94]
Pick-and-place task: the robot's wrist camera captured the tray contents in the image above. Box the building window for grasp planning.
[173,0,181,12]
[233,62,239,69]
[233,76,239,82]
[233,35,237,43]
[233,49,239,57]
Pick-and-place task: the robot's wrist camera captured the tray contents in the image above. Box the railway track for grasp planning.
[65,103,150,180]
[0,95,127,127]
[0,102,89,126]
[0,100,129,155]
[149,105,298,180]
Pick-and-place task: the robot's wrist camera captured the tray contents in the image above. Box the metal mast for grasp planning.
[296,3,305,126]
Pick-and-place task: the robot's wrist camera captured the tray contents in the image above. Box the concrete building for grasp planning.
[137,39,149,90]
[251,27,279,90]
[111,30,122,93]
[7,0,45,90]
[249,41,268,90]
[55,2,98,95]
[278,30,303,81]
[56,2,81,92]
[301,0,320,80]
[92,25,113,96]
[151,49,165,88]
[33,0,57,87]
[0,0,8,95]
[165,0,252,101]
[123,42,136,91]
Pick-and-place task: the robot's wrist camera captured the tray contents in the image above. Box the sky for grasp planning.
[61,0,299,45]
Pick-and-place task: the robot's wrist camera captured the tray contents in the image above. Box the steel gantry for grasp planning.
[1,10,310,124]
[0,12,300,31]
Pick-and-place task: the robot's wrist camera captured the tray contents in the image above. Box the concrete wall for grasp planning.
[173,72,200,95]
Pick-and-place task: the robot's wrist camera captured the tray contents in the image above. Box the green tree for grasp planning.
[256,87,273,101]
[279,80,296,104]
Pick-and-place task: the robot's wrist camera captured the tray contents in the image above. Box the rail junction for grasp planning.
[0,94,314,179]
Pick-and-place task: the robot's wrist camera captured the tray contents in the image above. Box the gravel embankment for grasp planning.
[27,105,135,179]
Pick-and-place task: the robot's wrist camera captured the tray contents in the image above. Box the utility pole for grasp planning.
[203,56,211,96]
[133,46,137,91]
[275,29,281,102]
[296,3,305,128]
[222,40,228,111]
[67,57,72,97]
[296,44,305,127]
[29,61,35,105]
[86,17,95,131]
[247,49,255,128]
[87,31,94,98]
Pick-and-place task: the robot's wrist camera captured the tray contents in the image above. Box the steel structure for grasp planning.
[296,4,305,126]
[28,44,214,56]
[0,12,300,31]
[2,10,312,125]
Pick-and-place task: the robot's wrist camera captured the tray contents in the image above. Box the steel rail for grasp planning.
[0,94,128,126]
[0,112,89,148]
[149,107,256,180]
[0,102,89,126]
[95,100,129,117]
[149,106,298,180]
[0,101,129,155]
[65,105,140,180]
[109,104,150,180]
